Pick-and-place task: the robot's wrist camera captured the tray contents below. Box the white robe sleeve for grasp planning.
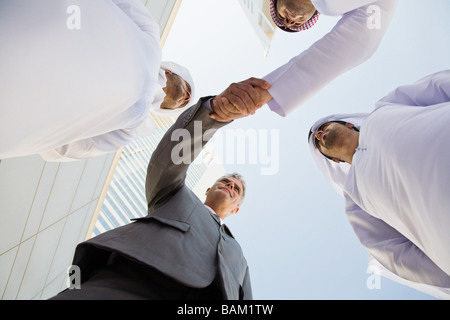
[312,0,382,16]
[375,69,450,108]
[39,0,162,163]
[368,255,450,300]
[344,194,450,289]
[40,129,135,162]
[111,0,160,39]
[264,0,397,116]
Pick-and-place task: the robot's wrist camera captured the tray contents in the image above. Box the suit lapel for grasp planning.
[222,224,235,239]
[206,209,235,238]
[208,210,221,226]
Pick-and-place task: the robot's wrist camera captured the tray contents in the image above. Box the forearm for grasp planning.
[375,70,450,108]
[40,129,133,162]
[265,0,397,116]
[312,0,387,16]
[145,97,228,210]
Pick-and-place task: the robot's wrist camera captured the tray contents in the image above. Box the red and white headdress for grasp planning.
[269,0,320,32]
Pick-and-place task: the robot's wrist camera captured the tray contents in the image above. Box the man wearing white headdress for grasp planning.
[0,0,193,162]
[308,70,450,299]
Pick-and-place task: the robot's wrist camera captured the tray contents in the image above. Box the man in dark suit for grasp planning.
[49,78,271,300]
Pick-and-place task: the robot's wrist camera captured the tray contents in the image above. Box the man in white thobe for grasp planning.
[0,0,193,162]
[308,70,450,299]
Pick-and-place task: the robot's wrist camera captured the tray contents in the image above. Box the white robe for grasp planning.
[40,61,196,162]
[264,0,398,116]
[0,0,161,161]
[309,70,450,298]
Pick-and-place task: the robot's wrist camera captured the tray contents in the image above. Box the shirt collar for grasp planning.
[204,205,223,225]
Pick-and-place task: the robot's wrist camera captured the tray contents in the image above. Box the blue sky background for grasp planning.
[162,0,450,299]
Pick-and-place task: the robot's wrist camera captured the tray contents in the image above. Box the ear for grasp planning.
[205,187,211,196]
[165,69,172,75]
[345,122,354,129]
[332,158,341,163]
[231,206,240,215]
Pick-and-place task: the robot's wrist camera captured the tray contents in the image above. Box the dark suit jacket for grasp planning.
[72,97,252,300]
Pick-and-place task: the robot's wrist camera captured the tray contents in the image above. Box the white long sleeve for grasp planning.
[312,0,381,16]
[345,195,450,288]
[111,0,160,39]
[375,69,450,108]
[264,0,397,116]
[40,129,134,162]
[368,255,450,300]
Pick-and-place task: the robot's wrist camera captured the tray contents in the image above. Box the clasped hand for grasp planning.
[210,78,272,122]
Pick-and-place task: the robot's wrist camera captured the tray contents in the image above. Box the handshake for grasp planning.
[210,78,272,122]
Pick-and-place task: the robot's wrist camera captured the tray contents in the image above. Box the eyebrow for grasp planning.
[221,178,241,193]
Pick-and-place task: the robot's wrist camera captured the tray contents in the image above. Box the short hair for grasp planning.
[309,121,358,162]
[215,173,246,205]
[311,121,346,152]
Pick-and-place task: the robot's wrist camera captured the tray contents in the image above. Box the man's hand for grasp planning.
[210,78,272,122]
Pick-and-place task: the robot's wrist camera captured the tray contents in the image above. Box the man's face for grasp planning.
[276,0,316,28]
[161,70,191,110]
[314,121,355,161]
[205,176,244,215]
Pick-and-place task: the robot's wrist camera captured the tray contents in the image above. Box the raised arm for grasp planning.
[375,70,450,109]
[312,0,383,16]
[145,97,226,212]
[264,0,398,116]
[146,78,266,211]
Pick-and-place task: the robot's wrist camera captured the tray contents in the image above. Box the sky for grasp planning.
[161,0,450,300]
